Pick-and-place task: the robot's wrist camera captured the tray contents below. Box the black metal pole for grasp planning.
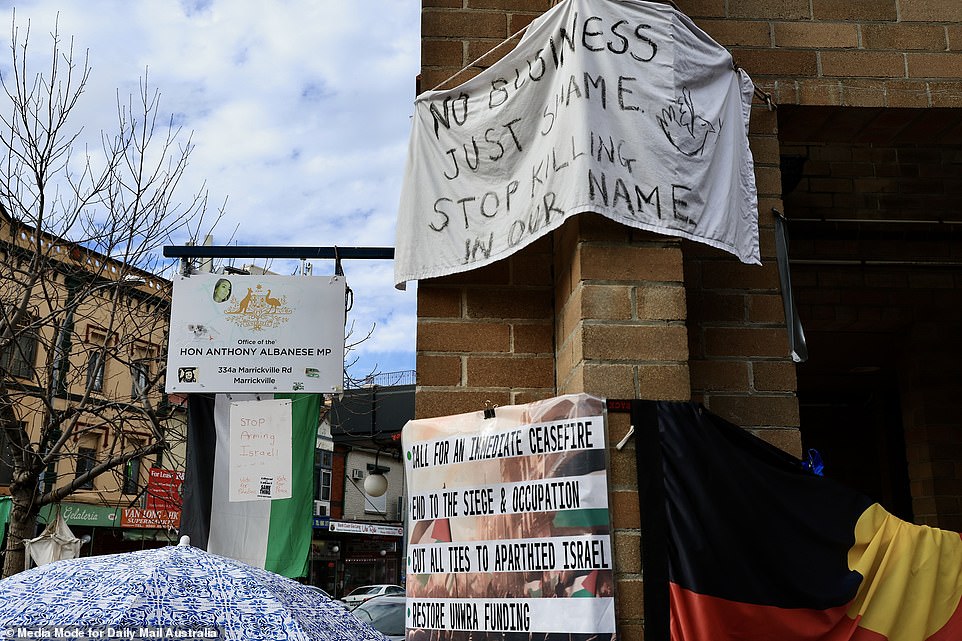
[162,246,394,260]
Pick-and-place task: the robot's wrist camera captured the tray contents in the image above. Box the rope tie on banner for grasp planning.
[733,62,777,111]
[483,400,498,419]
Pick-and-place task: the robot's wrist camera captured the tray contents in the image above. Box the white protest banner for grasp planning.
[395,0,758,288]
[402,393,615,640]
[228,399,292,502]
[165,274,345,393]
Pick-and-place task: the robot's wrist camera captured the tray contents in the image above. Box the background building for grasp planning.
[308,371,413,596]
[0,208,180,562]
[416,0,962,636]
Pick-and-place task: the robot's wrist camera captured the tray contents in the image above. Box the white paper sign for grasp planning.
[165,274,346,394]
[229,399,292,502]
[395,0,759,288]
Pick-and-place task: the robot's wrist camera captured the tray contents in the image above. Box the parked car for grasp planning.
[304,585,340,603]
[351,595,405,641]
[340,584,405,608]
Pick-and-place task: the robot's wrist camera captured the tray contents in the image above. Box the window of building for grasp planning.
[0,313,38,379]
[42,459,57,495]
[131,359,149,397]
[0,423,18,486]
[51,328,70,397]
[87,352,104,392]
[320,469,332,501]
[130,343,156,399]
[41,424,62,494]
[86,328,109,393]
[75,447,97,489]
[317,449,333,502]
[123,455,141,494]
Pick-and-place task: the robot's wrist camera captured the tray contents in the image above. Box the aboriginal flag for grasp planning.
[634,401,962,641]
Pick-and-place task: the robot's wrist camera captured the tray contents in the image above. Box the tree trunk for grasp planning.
[2,481,39,577]
[0,387,41,578]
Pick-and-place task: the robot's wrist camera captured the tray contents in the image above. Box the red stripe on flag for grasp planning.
[431,518,451,542]
[669,583,887,641]
[926,576,962,641]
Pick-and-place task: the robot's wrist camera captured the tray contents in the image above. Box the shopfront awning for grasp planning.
[328,521,403,537]
[0,496,11,545]
[38,503,121,528]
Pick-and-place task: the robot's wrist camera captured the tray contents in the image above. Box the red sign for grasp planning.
[121,507,181,529]
[146,467,184,510]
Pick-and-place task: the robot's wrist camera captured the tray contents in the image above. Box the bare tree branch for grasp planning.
[0,14,216,577]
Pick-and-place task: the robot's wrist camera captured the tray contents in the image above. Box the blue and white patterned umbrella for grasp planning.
[0,538,388,640]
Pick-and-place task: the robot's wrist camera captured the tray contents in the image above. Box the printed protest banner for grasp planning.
[402,393,615,640]
[165,274,345,394]
[394,0,758,288]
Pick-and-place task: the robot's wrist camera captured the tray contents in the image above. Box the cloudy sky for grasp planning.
[0,1,422,380]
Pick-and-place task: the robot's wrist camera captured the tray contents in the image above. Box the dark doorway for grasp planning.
[796,333,913,522]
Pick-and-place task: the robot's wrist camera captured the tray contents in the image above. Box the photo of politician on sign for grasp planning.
[402,393,616,641]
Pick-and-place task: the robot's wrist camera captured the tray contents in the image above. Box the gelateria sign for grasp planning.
[165,273,346,394]
[39,503,120,528]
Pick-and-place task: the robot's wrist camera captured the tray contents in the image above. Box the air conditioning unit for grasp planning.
[313,501,328,517]
[351,468,364,480]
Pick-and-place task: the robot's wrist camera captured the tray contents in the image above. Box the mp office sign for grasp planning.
[165,274,346,394]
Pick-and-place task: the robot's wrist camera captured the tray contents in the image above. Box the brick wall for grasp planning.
[684,103,801,451]
[421,0,554,93]
[415,235,556,419]
[673,0,962,108]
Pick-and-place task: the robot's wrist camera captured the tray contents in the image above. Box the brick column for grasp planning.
[554,213,691,638]
[415,236,557,420]
[554,215,691,400]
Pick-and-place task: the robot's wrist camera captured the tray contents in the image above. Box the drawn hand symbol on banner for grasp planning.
[657,87,717,157]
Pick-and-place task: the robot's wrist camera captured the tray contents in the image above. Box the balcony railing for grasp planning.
[347,369,416,389]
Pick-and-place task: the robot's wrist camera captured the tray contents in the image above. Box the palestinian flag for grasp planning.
[430,517,451,543]
[411,517,452,544]
[553,508,610,529]
[179,393,320,577]
[634,401,962,641]
[524,579,544,598]
[570,570,600,597]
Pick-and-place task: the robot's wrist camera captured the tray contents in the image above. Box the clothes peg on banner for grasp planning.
[616,425,636,450]
[483,400,497,419]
